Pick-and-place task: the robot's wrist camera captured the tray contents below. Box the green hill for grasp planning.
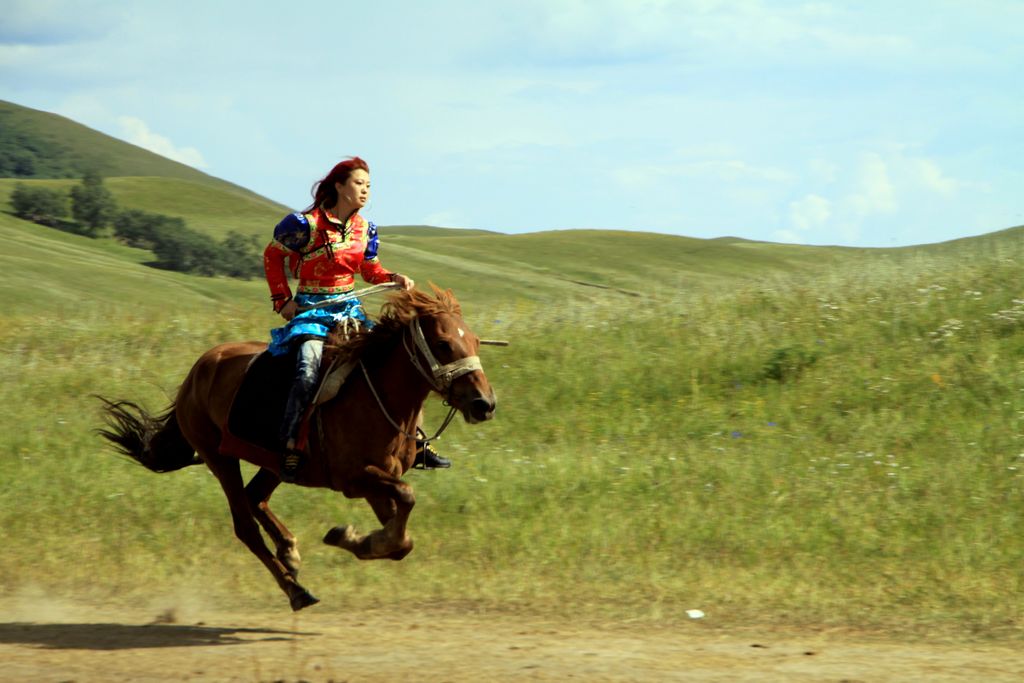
[0,209,267,316]
[1,95,1022,313]
[0,100,265,200]
[0,176,288,241]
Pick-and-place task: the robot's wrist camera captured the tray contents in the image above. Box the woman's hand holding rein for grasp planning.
[280,299,298,321]
[392,273,415,290]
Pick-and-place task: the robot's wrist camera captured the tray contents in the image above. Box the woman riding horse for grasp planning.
[98,284,496,610]
[264,156,450,481]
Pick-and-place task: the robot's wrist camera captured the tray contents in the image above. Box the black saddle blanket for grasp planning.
[227,350,295,452]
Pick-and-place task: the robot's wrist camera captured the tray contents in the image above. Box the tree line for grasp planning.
[9,172,263,278]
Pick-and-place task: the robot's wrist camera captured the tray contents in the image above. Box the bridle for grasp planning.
[359,314,483,443]
[403,316,483,395]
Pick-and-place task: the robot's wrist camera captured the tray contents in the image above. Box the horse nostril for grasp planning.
[470,397,494,419]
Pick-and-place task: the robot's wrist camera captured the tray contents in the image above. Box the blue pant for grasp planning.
[279,338,324,447]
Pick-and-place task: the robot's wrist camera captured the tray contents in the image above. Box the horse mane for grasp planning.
[323,284,462,368]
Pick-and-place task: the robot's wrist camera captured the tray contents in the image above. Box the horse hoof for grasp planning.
[290,590,319,612]
[388,543,414,561]
[323,525,355,548]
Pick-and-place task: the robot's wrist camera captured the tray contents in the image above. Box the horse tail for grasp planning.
[96,397,201,473]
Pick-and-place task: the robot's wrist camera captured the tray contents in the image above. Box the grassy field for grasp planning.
[1,201,1023,638]
[3,102,1023,638]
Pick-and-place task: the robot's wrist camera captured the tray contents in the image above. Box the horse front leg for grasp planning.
[203,453,319,611]
[323,466,415,561]
[246,467,302,576]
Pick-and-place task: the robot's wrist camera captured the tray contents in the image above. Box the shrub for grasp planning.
[70,170,117,236]
[9,182,69,226]
[760,345,818,382]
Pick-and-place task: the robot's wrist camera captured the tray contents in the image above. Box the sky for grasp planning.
[1,0,1022,247]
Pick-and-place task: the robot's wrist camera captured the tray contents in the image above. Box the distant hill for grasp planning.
[2,97,1023,316]
[385,225,501,238]
[0,100,269,203]
[0,176,288,242]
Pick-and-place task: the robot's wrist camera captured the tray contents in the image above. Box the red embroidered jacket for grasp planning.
[263,207,393,312]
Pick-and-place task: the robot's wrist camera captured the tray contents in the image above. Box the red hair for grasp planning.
[305,156,370,212]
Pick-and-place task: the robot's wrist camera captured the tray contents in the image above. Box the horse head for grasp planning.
[393,284,497,424]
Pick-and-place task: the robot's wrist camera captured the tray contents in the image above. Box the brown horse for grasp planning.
[98,286,496,611]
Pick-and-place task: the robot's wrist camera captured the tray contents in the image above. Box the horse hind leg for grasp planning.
[324,466,415,561]
[367,493,414,561]
[246,467,302,576]
[204,452,318,611]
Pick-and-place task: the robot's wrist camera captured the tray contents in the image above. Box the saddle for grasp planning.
[225,346,357,456]
[226,350,294,452]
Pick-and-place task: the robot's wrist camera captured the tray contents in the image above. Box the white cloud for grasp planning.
[849,153,896,215]
[840,151,964,225]
[819,149,974,246]
[773,228,806,244]
[913,158,960,196]
[837,220,862,245]
[0,43,35,68]
[55,95,112,127]
[458,0,922,71]
[612,159,792,190]
[808,158,839,183]
[421,210,465,227]
[683,160,793,183]
[0,0,116,45]
[789,193,832,231]
[116,116,207,169]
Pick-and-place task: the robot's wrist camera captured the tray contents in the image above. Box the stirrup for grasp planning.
[281,449,303,483]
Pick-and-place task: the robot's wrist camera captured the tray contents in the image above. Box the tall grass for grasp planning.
[1,238,1022,639]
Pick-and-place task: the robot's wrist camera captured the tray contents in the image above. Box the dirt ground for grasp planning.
[1,600,1022,682]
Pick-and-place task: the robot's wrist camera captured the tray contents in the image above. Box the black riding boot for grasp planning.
[413,428,452,469]
[279,339,324,482]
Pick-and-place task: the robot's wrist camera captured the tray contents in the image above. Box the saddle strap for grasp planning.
[312,358,358,407]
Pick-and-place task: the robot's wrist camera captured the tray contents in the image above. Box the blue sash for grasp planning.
[267,293,370,356]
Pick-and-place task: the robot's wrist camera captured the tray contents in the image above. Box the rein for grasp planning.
[359,315,483,447]
[360,362,458,442]
[296,282,399,312]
